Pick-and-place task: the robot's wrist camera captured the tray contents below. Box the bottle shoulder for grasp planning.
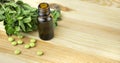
[38,16,52,22]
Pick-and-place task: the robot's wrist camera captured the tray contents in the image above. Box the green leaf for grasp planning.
[5,2,17,8]
[0,0,38,36]
[0,15,5,21]
[5,24,15,35]
[19,20,25,31]
[21,8,31,16]
[16,6,21,16]
[22,3,31,10]
[27,23,32,28]
[26,27,32,32]
[15,26,20,31]
[30,8,36,12]
[0,0,14,3]
[22,10,30,15]
[1,4,6,11]
[9,11,16,14]
[16,0,23,5]
[0,11,4,14]
[4,7,11,12]
[14,31,19,35]
[5,13,15,24]
[30,21,37,30]
[51,10,61,27]
[23,17,31,23]
[17,17,23,20]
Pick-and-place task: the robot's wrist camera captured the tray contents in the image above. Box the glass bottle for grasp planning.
[38,3,54,40]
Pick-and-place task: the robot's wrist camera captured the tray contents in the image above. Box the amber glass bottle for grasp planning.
[38,3,54,40]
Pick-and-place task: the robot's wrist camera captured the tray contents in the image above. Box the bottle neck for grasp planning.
[38,10,50,16]
[38,3,50,16]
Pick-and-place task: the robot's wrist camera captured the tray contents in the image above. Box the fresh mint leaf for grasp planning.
[23,17,31,23]
[0,0,38,36]
[51,10,61,27]
[0,0,14,3]
[15,26,20,31]
[22,10,30,15]
[9,11,16,14]
[15,6,21,16]
[0,11,4,14]
[16,0,23,5]
[19,20,26,32]
[17,17,23,20]
[22,3,31,10]
[5,2,17,7]
[5,24,15,36]
[0,15,5,21]
[27,23,32,28]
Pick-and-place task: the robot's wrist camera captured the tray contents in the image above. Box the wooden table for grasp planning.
[0,0,120,63]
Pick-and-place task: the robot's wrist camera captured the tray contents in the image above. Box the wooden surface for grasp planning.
[0,30,119,63]
[80,0,120,8]
[0,0,120,63]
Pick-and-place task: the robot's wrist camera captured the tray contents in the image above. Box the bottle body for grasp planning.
[38,16,54,40]
[37,3,54,40]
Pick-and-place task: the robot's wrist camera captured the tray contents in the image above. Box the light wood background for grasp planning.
[0,0,120,63]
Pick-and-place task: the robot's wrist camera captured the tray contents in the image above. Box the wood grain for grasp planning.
[80,0,120,8]
[21,0,120,61]
[0,0,120,62]
[0,30,119,63]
